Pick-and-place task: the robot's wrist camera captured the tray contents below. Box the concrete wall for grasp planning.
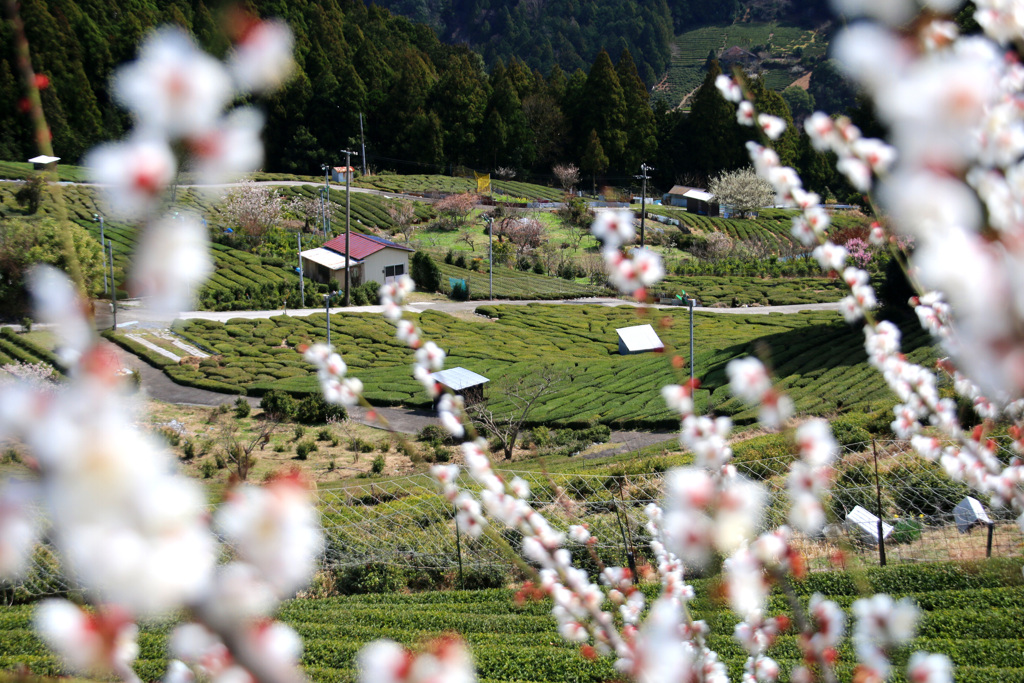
[360,248,410,287]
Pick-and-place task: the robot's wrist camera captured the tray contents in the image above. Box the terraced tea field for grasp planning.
[353,174,564,202]
[435,262,606,300]
[115,305,930,429]
[656,22,826,108]
[2,560,1022,682]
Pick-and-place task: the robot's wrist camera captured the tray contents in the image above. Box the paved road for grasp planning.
[113,297,840,328]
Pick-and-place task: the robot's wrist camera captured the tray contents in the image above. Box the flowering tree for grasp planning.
[434,193,477,231]
[495,216,546,257]
[708,166,775,218]
[386,200,417,242]
[552,162,581,192]
[223,179,284,245]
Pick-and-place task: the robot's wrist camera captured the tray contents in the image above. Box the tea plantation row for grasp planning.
[1,559,1022,682]
[117,305,933,430]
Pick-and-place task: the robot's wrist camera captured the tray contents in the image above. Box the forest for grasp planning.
[1,0,855,194]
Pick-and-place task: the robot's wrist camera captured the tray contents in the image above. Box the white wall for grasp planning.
[360,248,411,287]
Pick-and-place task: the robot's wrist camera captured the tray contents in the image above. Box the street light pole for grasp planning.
[359,113,367,176]
[325,292,331,346]
[298,233,305,308]
[93,214,107,294]
[340,148,359,307]
[487,216,493,300]
[689,297,696,385]
[108,239,117,330]
[635,163,653,248]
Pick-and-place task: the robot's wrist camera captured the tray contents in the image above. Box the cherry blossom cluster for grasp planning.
[86,19,293,313]
[303,343,364,408]
[379,275,466,438]
[590,208,664,295]
[1,268,322,683]
[357,637,476,683]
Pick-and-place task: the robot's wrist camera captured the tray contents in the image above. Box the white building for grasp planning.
[300,233,414,288]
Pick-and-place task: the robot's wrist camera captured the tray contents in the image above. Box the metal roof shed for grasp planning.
[432,367,490,405]
[616,324,664,355]
[846,505,893,545]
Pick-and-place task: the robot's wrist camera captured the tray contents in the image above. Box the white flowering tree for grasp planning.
[5,2,1024,683]
[223,179,284,245]
[708,166,775,218]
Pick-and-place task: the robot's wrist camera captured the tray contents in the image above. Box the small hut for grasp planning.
[616,324,664,355]
[953,496,992,533]
[432,367,489,405]
[28,154,60,171]
[846,505,893,546]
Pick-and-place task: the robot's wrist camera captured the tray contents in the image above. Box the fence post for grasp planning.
[614,485,637,579]
[454,505,464,585]
[873,439,887,567]
[987,521,994,558]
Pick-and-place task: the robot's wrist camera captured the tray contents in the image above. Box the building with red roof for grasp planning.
[300,232,414,289]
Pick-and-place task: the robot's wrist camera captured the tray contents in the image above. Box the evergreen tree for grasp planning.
[580,49,627,170]
[685,61,746,182]
[746,77,800,169]
[615,48,657,174]
[581,129,608,195]
[431,53,489,166]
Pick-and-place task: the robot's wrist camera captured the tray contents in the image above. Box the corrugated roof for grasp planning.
[666,185,698,196]
[323,233,414,260]
[300,247,358,270]
[432,367,489,391]
[683,189,714,202]
[616,324,664,352]
[28,155,60,164]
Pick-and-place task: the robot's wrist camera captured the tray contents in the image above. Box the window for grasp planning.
[384,264,405,282]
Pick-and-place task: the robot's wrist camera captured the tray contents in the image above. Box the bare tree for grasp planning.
[456,230,476,251]
[220,410,281,481]
[386,200,417,242]
[468,368,564,460]
[709,167,775,218]
[552,163,580,193]
[222,179,283,245]
[494,166,517,180]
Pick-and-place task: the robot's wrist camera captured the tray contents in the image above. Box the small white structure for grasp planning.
[300,233,413,288]
[332,166,355,183]
[616,324,664,355]
[953,496,992,533]
[432,367,489,405]
[28,154,60,170]
[846,505,893,545]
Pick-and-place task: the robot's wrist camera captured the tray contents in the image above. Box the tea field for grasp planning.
[353,174,564,202]
[435,262,606,300]
[115,305,931,429]
[655,274,847,306]
[2,559,1023,682]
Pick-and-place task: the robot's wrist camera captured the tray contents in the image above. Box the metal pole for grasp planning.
[454,505,464,586]
[325,293,331,346]
[321,165,330,238]
[635,163,652,248]
[94,214,108,295]
[298,233,305,308]
[359,113,367,176]
[987,521,994,558]
[873,439,887,567]
[108,239,117,330]
[341,148,359,307]
[488,217,493,300]
[689,298,695,385]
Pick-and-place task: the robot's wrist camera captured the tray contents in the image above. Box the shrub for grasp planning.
[200,460,215,479]
[433,445,451,462]
[371,453,385,474]
[295,439,317,460]
[457,566,508,590]
[294,393,347,424]
[293,425,306,440]
[335,563,406,594]
[418,424,447,445]
[316,427,332,441]
[233,397,251,418]
[260,390,296,419]
[181,441,196,460]
[349,437,375,453]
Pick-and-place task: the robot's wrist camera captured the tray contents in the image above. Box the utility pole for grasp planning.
[108,239,117,330]
[320,164,330,238]
[689,297,696,385]
[298,233,305,308]
[635,163,653,248]
[340,148,359,307]
[324,292,331,346]
[93,213,107,294]
[359,113,367,176]
[487,216,493,300]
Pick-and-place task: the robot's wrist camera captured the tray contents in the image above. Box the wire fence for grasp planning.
[5,440,1022,602]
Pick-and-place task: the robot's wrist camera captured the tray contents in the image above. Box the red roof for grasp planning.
[323,233,414,260]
